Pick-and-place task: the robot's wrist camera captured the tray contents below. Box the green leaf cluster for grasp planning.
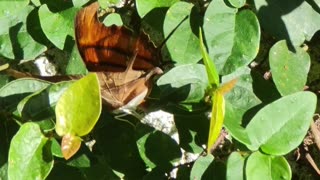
[0,0,319,179]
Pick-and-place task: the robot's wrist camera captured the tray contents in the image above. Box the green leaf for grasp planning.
[207,90,225,153]
[61,133,82,160]
[246,151,291,180]
[199,28,219,88]
[102,13,123,26]
[0,6,47,60]
[51,138,63,158]
[269,40,310,96]
[73,0,90,7]
[220,10,260,75]
[0,78,51,111]
[223,67,261,145]
[227,152,245,180]
[254,0,320,46]
[163,1,201,65]
[246,91,317,155]
[136,0,179,18]
[190,154,214,179]
[8,122,53,180]
[0,0,29,33]
[136,124,181,168]
[157,64,208,103]
[228,0,246,8]
[203,0,237,73]
[67,154,90,168]
[38,5,78,49]
[17,82,72,121]
[65,45,88,75]
[55,73,101,137]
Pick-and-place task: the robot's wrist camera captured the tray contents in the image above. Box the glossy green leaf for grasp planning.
[157,64,208,103]
[269,40,310,96]
[38,5,78,49]
[254,0,320,46]
[199,28,219,88]
[227,152,244,180]
[228,0,246,8]
[163,1,201,65]
[220,10,260,75]
[246,151,291,180]
[190,154,214,179]
[136,0,179,18]
[203,0,237,72]
[246,91,317,155]
[8,123,53,180]
[55,73,101,137]
[207,90,225,153]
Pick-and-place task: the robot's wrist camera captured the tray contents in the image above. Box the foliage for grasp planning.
[0,0,319,179]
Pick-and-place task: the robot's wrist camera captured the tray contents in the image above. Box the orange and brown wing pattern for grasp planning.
[74,2,159,72]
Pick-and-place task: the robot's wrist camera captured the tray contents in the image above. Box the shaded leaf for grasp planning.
[17,81,72,123]
[0,78,50,111]
[157,64,208,103]
[254,0,320,46]
[190,154,214,179]
[136,124,181,168]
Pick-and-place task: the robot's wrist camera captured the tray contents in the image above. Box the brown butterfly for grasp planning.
[74,2,162,112]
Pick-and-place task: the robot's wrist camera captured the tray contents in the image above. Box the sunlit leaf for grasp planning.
[8,123,53,180]
[55,73,101,159]
[269,40,310,96]
[136,0,179,18]
[207,90,225,153]
[246,91,317,155]
[199,28,219,89]
[61,133,82,160]
[246,151,291,180]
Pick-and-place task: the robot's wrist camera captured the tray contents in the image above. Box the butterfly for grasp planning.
[75,2,162,112]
